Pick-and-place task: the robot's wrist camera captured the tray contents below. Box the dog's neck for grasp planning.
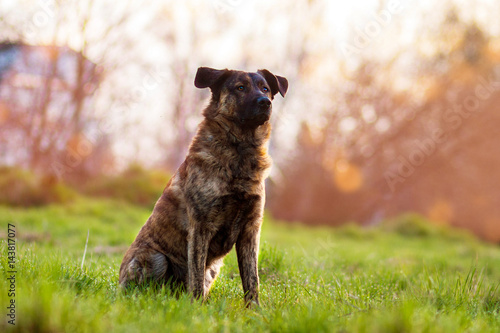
[188,118,272,178]
[207,116,271,148]
[213,115,242,142]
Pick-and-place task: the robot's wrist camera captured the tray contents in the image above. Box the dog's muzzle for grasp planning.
[257,96,271,109]
[241,96,272,127]
[255,97,271,125]
[256,96,272,121]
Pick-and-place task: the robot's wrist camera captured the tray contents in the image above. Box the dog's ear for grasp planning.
[258,69,288,97]
[196,67,231,119]
[194,67,230,91]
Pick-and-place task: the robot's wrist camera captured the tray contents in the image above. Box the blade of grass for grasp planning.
[81,229,89,270]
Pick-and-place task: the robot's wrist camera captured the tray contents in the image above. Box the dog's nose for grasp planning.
[257,97,271,108]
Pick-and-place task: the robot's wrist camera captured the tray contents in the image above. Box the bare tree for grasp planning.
[0,0,156,180]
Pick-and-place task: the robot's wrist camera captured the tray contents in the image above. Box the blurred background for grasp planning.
[0,0,499,242]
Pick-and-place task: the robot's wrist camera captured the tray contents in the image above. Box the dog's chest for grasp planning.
[208,217,241,259]
[206,193,260,261]
[192,148,268,196]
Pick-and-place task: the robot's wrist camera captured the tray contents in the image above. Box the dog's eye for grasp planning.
[263,87,269,92]
[237,85,245,91]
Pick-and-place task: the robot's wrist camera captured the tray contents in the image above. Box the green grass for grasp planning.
[0,199,499,332]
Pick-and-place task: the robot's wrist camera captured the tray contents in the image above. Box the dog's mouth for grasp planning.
[242,108,271,127]
[259,108,272,121]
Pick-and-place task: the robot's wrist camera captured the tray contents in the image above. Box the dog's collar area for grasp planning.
[213,117,243,143]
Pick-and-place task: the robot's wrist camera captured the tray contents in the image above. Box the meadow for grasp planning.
[0,198,499,332]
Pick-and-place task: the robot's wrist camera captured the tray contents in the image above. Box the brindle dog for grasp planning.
[119,67,288,306]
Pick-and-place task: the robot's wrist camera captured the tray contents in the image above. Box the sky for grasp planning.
[1,0,499,166]
[77,0,500,166]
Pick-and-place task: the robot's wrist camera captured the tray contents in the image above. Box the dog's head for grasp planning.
[195,67,288,129]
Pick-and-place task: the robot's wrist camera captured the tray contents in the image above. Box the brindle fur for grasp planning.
[119,67,288,306]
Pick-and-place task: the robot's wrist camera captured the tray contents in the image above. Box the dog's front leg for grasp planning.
[187,226,210,301]
[236,222,262,307]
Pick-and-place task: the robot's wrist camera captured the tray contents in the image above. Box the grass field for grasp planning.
[1,198,499,332]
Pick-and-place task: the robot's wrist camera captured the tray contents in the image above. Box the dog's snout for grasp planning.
[257,97,271,108]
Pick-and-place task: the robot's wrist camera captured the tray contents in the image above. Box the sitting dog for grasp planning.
[119,67,288,306]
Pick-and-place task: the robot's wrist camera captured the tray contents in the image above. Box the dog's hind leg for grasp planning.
[119,251,168,288]
[204,258,224,295]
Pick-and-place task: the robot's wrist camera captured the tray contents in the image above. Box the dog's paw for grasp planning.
[244,298,260,309]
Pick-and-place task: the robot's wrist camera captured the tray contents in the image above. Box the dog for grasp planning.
[119,67,288,306]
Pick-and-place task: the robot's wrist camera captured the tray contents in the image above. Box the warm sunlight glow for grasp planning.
[0,101,8,124]
[333,159,363,193]
[427,199,454,225]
